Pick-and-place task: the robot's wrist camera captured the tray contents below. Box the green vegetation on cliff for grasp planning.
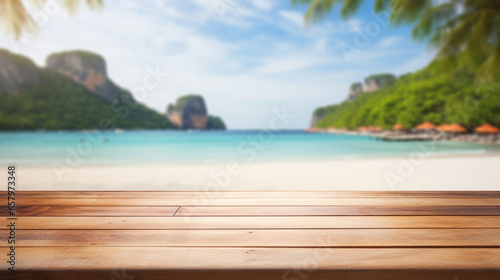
[0,49,33,69]
[364,74,396,86]
[0,70,175,130]
[314,59,500,130]
[178,94,202,105]
[167,94,204,112]
[207,116,226,130]
[312,104,337,125]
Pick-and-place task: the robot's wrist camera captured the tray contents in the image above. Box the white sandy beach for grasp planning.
[6,154,500,191]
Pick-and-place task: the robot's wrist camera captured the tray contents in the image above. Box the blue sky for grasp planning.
[0,0,435,129]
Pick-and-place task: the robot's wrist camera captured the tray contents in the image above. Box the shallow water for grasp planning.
[1,130,499,166]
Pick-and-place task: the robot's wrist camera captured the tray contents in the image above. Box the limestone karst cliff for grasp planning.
[347,82,363,101]
[363,74,396,93]
[46,50,130,102]
[0,49,39,95]
[166,94,226,130]
[348,74,396,101]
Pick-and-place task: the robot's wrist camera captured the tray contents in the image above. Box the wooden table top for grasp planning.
[1,191,500,280]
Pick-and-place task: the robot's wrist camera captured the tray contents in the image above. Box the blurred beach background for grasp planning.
[1,130,500,190]
[1,0,499,191]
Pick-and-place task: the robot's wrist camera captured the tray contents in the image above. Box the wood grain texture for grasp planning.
[15,197,500,206]
[2,191,499,279]
[2,247,500,270]
[0,206,179,216]
[9,216,500,229]
[8,229,500,247]
[175,205,500,216]
[5,205,499,217]
[4,270,500,280]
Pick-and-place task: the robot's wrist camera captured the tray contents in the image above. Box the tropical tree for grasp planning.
[0,0,102,40]
[292,0,500,76]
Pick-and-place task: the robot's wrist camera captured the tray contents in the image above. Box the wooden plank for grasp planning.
[176,206,500,216]
[2,191,499,280]
[2,247,500,270]
[6,205,499,217]
[10,216,500,230]
[5,270,500,280]
[8,229,500,247]
[14,197,500,206]
[0,206,179,217]
[5,191,500,197]
[4,268,500,280]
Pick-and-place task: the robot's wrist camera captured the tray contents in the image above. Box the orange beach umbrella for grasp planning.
[475,123,500,134]
[437,123,451,132]
[446,123,467,133]
[416,122,437,130]
[393,123,404,130]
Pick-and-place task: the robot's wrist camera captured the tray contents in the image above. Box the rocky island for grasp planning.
[0,49,170,130]
[167,94,226,130]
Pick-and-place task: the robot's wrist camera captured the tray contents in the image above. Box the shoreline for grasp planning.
[312,128,500,145]
[6,153,500,191]
[5,150,500,169]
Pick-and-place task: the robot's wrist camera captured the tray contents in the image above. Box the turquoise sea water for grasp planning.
[1,130,499,166]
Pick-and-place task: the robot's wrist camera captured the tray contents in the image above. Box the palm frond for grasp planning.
[0,0,35,40]
[340,0,364,18]
[467,10,492,64]
[478,41,500,77]
[435,13,479,58]
[412,2,456,40]
[0,0,103,40]
[304,0,340,24]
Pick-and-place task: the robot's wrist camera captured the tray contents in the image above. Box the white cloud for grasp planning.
[347,19,363,33]
[278,10,304,27]
[256,56,321,74]
[250,0,274,11]
[377,36,404,48]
